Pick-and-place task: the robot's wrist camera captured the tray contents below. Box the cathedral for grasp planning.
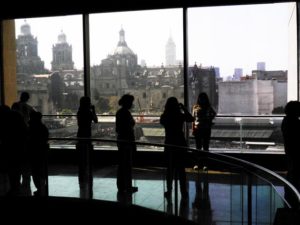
[16,22,217,114]
[90,27,186,113]
[16,21,47,75]
[51,30,74,71]
[16,21,82,114]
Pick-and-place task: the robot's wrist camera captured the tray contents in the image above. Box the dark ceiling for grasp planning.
[0,0,287,20]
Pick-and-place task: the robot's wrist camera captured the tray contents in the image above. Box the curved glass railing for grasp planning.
[43,137,299,225]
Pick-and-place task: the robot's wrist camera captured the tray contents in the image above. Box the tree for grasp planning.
[49,72,65,111]
[109,96,119,114]
[96,97,109,113]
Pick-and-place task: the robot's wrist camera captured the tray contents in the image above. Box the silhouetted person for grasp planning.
[160,97,194,199]
[76,96,98,193]
[0,105,10,164]
[0,105,11,192]
[192,92,216,151]
[11,91,35,192]
[12,92,35,126]
[281,101,300,202]
[115,94,138,194]
[2,109,28,196]
[28,111,49,196]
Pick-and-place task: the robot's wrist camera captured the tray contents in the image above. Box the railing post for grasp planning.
[248,173,252,225]
[77,140,93,199]
[45,143,49,197]
[174,169,178,216]
[87,142,93,199]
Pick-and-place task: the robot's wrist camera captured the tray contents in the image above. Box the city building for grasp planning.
[218,71,287,115]
[0,2,299,224]
[188,63,218,110]
[51,31,74,71]
[90,28,185,113]
[257,61,266,71]
[16,21,47,76]
[165,34,176,66]
[233,68,243,80]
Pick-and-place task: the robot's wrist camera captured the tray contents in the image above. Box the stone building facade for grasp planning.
[218,71,287,115]
[188,64,218,110]
[16,21,47,76]
[90,28,186,114]
[51,31,74,71]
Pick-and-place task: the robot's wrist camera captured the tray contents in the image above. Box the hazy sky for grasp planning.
[15,2,294,77]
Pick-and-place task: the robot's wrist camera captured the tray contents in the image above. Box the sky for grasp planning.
[15,2,295,77]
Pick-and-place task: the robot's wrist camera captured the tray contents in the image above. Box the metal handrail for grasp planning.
[48,136,300,208]
[43,114,285,118]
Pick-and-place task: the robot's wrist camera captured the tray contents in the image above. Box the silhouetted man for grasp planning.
[12,91,35,194]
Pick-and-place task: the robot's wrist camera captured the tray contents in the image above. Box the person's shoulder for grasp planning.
[11,101,19,109]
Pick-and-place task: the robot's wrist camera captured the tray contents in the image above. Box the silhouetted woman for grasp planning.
[76,96,98,189]
[28,111,49,196]
[160,97,194,199]
[115,94,138,194]
[281,101,300,191]
[192,92,216,151]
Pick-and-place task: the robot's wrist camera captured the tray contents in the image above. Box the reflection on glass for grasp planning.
[15,16,84,115]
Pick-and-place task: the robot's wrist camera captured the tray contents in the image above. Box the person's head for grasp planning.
[20,92,30,102]
[197,92,210,107]
[164,97,180,113]
[284,101,300,117]
[118,94,134,109]
[79,96,91,109]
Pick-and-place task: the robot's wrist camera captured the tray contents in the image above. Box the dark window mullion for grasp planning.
[83,14,91,97]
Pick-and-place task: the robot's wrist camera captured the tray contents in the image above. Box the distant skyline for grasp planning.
[15,2,295,77]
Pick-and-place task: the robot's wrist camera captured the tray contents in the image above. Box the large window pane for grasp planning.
[89,9,183,143]
[15,16,84,115]
[89,9,183,115]
[188,3,296,115]
[188,3,297,152]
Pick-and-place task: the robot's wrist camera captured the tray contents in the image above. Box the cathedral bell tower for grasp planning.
[51,30,74,71]
[16,20,46,75]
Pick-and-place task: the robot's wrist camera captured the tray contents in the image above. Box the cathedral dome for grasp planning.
[21,20,31,36]
[58,30,67,43]
[113,28,135,56]
[114,45,135,55]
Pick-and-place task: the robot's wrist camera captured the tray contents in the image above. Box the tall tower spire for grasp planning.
[165,32,176,66]
[51,31,74,71]
[118,27,127,47]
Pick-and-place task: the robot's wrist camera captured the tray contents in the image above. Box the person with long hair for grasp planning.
[192,92,216,151]
[115,94,138,194]
[281,101,300,207]
[160,97,194,199]
[281,101,300,190]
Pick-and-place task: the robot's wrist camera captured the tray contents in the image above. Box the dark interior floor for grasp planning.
[0,163,286,225]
